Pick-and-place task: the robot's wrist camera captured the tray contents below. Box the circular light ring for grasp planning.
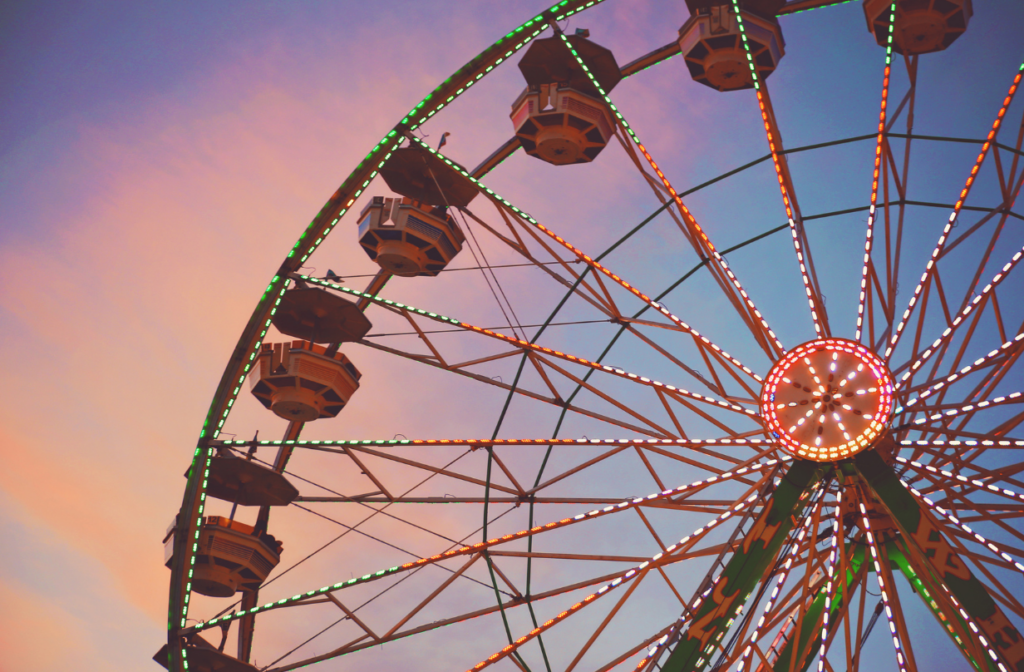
[760,338,895,462]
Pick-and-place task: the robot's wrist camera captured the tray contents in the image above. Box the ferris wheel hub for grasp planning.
[760,338,895,462]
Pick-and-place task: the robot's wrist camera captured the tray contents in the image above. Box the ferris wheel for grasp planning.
[160,1,1024,671]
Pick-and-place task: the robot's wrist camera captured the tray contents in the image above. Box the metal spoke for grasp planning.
[855,491,914,672]
[856,2,898,342]
[815,488,845,671]
[406,135,769,384]
[885,65,1024,361]
[776,0,859,15]
[729,0,830,338]
[901,392,1024,427]
[299,275,760,420]
[894,242,1024,391]
[556,32,786,359]
[463,492,762,672]
[187,462,780,634]
[899,332,1024,404]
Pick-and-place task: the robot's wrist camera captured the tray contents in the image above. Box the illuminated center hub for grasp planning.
[760,339,895,462]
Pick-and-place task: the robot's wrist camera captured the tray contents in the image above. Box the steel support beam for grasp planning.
[855,450,1024,672]
[661,459,826,672]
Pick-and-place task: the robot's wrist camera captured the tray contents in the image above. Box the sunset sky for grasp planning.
[2,1,1023,670]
